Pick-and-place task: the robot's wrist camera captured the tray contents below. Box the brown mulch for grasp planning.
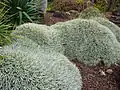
[71,60,120,90]
[44,10,79,25]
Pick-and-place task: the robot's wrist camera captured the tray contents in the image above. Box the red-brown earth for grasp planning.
[44,11,120,90]
[72,60,120,90]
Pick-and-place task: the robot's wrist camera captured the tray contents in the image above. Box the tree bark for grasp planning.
[41,0,47,13]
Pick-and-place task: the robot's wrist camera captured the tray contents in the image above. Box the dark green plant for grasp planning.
[93,0,107,12]
[1,0,43,27]
[0,55,5,65]
[106,0,119,11]
[0,22,12,46]
[92,0,120,12]
[0,6,12,46]
[47,1,53,11]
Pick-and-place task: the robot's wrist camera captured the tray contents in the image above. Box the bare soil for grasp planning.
[72,60,120,90]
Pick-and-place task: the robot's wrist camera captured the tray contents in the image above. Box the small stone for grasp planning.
[69,10,78,14]
[99,69,106,76]
[65,12,71,16]
[0,47,2,49]
[106,69,113,74]
[53,11,64,18]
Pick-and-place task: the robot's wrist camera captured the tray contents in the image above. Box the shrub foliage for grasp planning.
[0,37,82,90]
[12,23,64,53]
[52,19,120,66]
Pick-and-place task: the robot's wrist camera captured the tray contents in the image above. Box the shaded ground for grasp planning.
[104,12,120,27]
[44,10,79,25]
[72,60,120,90]
[45,11,120,27]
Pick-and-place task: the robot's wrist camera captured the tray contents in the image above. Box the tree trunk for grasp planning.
[41,0,47,13]
[33,0,47,13]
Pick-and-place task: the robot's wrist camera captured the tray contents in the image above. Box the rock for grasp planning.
[53,11,65,18]
[0,47,2,49]
[69,10,79,14]
[65,12,71,16]
[99,69,106,76]
[106,69,113,74]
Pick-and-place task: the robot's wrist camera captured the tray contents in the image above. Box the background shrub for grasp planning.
[0,37,82,90]
[52,19,120,66]
[93,0,107,12]
[79,7,105,19]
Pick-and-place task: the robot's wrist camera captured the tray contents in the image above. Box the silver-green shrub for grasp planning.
[79,6,120,45]
[0,37,82,90]
[92,17,120,42]
[12,23,64,53]
[52,19,120,66]
[79,7,105,19]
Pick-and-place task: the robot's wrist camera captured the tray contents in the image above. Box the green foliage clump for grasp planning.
[52,19,120,66]
[0,37,82,90]
[12,23,64,53]
[76,0,84,4]
[93,0,107,12]
[1,0,42,27]
[0,23,12,46]
[0,6,12,46]
[79,7,105,19]
[47,1,53,11]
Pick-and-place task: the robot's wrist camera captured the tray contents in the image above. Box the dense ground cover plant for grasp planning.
[12,23,64,53]
[12,7,120,66]
[79,7,120,43]
[0,37,82,90]
[52,19,120,66]
[93,17,120,43]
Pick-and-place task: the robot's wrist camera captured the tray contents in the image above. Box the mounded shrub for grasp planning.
[12,23,64,53]
[92,17,120,42]
[52,19,120,66]
[79,7,105,19]
[0,37,82,90]
[79,6,120,42]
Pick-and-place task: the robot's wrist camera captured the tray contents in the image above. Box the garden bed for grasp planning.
[72,60,120,90]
